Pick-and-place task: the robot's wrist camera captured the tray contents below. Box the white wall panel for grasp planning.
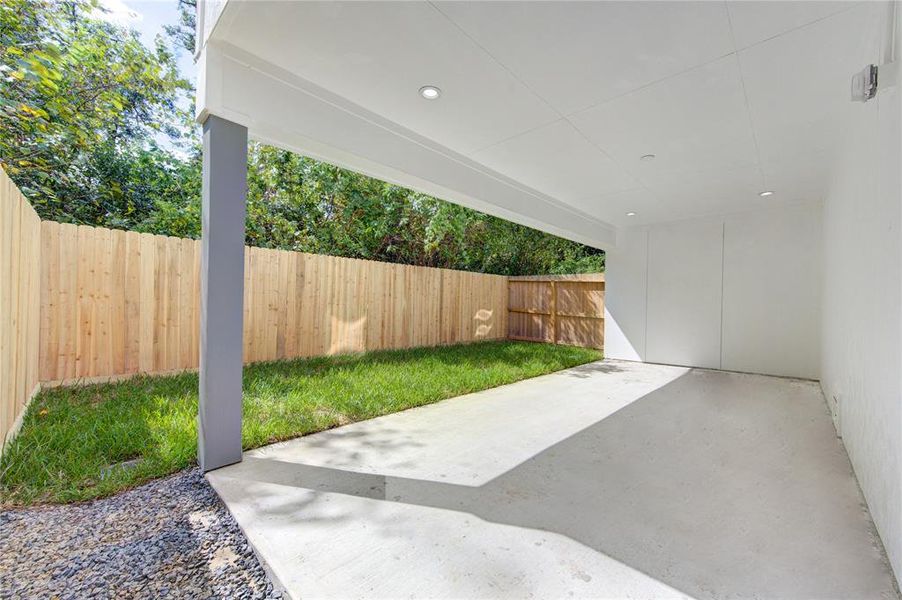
[604,228,648,361]
[645,219,723,369]
[819,3,901,579]
[606,204,822,378]
[722,203,822,378]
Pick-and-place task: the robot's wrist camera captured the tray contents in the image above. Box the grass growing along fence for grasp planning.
[0,340,601,506]
[4,169,604,451]
[2,165,508,446]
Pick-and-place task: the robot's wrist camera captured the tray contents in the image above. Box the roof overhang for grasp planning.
[195,1,893,251]
[197,41,617,249]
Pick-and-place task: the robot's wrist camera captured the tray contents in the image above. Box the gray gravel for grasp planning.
[0,468,282,599]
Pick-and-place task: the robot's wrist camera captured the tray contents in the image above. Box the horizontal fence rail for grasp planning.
[507,274,604,349]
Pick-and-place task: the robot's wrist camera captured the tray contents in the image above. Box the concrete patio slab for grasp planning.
[206,360,898,599]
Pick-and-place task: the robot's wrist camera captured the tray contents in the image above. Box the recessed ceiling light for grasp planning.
[640,154,656,161]
[419,85,441,100]
[759,190,775,197]
[626,212,637,217]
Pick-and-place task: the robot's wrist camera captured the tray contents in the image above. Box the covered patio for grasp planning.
[208,361,896,599]
[194,1,901,597]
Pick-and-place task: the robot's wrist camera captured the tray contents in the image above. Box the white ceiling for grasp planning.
[207,0,881,230]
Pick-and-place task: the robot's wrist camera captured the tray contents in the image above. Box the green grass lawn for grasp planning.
[0,341,600,505]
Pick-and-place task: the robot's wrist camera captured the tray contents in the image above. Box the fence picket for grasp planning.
[2,166,602,449]
[35,224,510,383]
[507,275,604,349]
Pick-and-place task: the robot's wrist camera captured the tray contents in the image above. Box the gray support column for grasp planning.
[199,115,247,472]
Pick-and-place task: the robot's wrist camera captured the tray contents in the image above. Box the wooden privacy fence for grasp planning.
[2,166,603,448]
[507,274,605,349]
[0,170,41,449]
[38,223,508,383]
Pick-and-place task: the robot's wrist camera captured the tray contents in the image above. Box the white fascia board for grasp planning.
[195,41,617,250]
[194,0,229,59]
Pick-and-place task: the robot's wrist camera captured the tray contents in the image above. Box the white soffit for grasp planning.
[725,1,859,49]
[471,120,639,204]
[433,1,736,115]
[570,55,758,180]
[207,1,559,157]
[201,1,886,240]
[739,6,876,164]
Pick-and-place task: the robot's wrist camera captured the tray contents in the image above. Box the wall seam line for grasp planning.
[719,220,726,370]
[644,228,650,360]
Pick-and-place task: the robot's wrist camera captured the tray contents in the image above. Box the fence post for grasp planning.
[506,274,604,349]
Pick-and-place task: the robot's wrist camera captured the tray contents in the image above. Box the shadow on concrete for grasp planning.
[559,360,627,377]
[221,368,897,599]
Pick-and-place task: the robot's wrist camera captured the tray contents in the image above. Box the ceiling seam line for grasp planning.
[426,1,563,120]
[468,118,566,157]
[427,0,795,205]
[428,0,653,221]
[561,4,860,122]
[563,50,739,119]
[724,3,768,190]
[230,57,619,235]
[732,3,861,53]
[563,115,656,207]
[469,48,743,157]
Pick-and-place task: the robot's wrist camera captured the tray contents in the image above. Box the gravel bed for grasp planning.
[0,468,282,599]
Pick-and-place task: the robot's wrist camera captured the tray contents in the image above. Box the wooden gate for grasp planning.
[507,274,604,349]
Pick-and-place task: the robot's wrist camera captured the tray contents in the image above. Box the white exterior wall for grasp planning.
[605,201,822,380]
[819,6,901,580]
[722,207,823,377]
[646,219,724,369]
[607,7,901,580]
[603,229,648,362]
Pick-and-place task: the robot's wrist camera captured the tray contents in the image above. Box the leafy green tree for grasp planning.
[163,0,197,55]
[1,0,603,276]
[1,0,192,224]
[240,145,604,274]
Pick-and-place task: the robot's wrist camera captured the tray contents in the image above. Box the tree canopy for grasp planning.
[1,0,603,275]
